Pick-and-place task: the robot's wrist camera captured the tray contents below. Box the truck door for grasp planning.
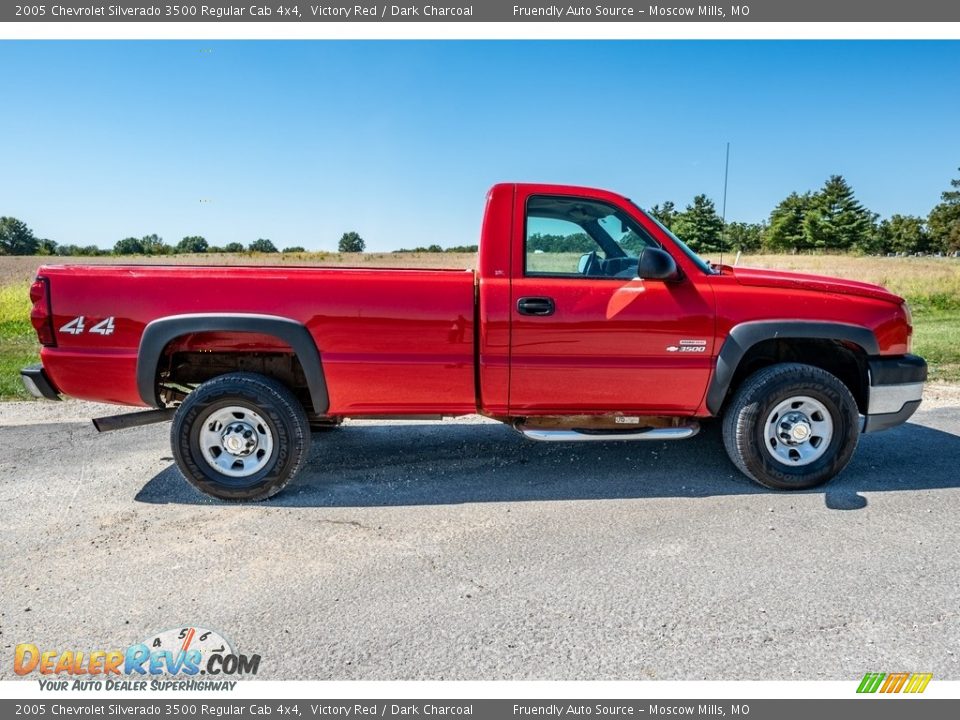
[508,192,716,415]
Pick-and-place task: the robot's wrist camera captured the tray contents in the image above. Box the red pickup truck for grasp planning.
[22,183,926,501]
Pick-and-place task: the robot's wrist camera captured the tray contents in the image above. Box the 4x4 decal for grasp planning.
[60,316,115,336]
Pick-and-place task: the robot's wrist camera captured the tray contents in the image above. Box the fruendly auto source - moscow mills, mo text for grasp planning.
[512,5,746,17]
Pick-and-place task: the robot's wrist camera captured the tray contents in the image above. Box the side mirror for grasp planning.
[637,247,680,281]
[577,253,591,274]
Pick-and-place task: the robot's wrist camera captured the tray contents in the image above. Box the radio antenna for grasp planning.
[719,141,730,270]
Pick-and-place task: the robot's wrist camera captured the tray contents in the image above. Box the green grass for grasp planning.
[912,311,960,382]
[0,282,38,400]
[0,338,39,399]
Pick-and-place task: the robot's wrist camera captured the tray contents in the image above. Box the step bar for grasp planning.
[92,408,176,433]
[516,422,699,443]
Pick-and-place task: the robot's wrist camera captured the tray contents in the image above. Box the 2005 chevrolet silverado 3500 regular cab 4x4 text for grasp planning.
[21,183,927,500]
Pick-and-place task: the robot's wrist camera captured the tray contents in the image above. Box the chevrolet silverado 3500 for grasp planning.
[22,183,927,500]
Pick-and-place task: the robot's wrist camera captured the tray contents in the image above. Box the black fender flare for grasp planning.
[136,313,329,413]
[705,320,879,415]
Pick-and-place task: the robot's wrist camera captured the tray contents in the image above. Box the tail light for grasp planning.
[901,301,913,353]
[29,277,56,347]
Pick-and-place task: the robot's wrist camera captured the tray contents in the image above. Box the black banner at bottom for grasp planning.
[2,699,959,720]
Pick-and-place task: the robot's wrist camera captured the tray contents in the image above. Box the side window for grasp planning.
[524,195,658,278]
[525,217,594,275]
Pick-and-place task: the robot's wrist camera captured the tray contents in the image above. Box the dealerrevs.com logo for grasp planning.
[14,627,260,691]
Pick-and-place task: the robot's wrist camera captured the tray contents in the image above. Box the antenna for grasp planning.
[719,141,730,270]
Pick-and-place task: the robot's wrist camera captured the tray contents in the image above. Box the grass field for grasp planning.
[0,282,35,399]
[1,253,958,399]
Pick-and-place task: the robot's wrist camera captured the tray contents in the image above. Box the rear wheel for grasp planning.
[722,363,860,490]
[172,372,311,501]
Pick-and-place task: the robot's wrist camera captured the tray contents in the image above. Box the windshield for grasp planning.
[635,205,718,275]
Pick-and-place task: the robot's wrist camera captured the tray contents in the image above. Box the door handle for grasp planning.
[517,296,555,316]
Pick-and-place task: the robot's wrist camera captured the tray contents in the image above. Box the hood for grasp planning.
[725,266,903,304]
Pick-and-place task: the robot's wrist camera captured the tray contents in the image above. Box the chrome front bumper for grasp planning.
[862,355,926,433]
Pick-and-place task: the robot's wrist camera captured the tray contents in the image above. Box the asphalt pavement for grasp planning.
[1,396,958,680]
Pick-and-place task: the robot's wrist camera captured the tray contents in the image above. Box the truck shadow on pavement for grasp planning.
[135,409,960,511]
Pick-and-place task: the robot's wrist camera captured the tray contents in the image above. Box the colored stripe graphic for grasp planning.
[886,673,909,693]
[905,674,933,693]
[857,673,885,693]
[857,672,932,694]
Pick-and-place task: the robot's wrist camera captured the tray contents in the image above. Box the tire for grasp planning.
[721,362,860,490]
[171,372,311,501]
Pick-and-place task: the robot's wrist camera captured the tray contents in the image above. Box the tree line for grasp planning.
[2,168,958,257]
[395,244,479,253]
[648,168,960,256]
[0,225,368,256]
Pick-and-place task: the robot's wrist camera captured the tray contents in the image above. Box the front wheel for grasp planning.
[722,363,860,490]
[172,372,311,501]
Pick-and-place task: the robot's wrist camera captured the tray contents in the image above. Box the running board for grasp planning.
[516,422,699,443]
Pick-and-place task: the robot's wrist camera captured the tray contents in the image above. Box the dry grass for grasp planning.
[707,253,960,313]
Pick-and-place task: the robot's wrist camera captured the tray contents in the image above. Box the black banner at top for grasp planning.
[4,0,960,23]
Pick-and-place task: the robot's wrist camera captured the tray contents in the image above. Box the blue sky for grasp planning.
[1,41,958,251]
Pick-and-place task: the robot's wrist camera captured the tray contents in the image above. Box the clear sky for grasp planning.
[1,40,958,252]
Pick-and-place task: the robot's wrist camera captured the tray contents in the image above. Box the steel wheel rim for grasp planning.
[198,405,274,478]
[763,395,833,467]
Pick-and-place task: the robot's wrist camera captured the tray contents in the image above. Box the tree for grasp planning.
[338,231,365,253]
[57,244,102,256]
[113,234,169,255]
[0,217,39,255]
[248,238,278,253]
[672,195,724,252]
[114,236,144,255]
[764,192,812,252]
[140,234,171,255]
[928,167,960,253]
[725,222,765,252]
[282,246,306,253]
[620,231,650,254]
[648,201,678,229]
[223,242,245,253]
[874,215,931,255]
[176,235,208,253]
[526,232,593,254]
[36,238,58,256]
[802,175,874,251]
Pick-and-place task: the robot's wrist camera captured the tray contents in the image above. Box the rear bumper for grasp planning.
[20,364,61,401]
[862,354,926,433]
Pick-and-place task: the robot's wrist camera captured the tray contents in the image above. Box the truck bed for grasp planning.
[38,264,478,415]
